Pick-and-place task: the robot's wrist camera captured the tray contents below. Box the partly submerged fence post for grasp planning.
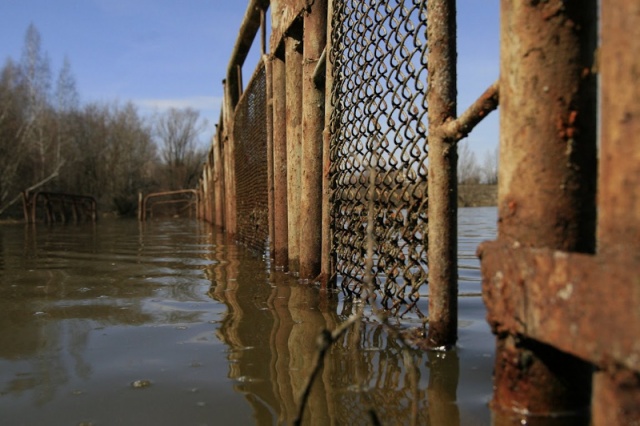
[222,78,237,236]
[213,121,225,229]
[489,0,597,420]
[285,29,304,274]
[320,0,335,288]
[272,51,289,269]
[265,55,276,261]
[426,0,458,348]
[299,0,327,281]
[593,1,640,424]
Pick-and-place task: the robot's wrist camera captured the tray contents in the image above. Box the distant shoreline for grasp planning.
[458,184,497,207]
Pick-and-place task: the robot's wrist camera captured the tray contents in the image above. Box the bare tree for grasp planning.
[0,59,28,209]
[155,107,207,190]
[20,23,57,182]
[481,145,498,184]
[457,140,481,184]
[56,102,157,215]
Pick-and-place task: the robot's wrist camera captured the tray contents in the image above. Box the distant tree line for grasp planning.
[0,24,207,218]
[457,140,498,185]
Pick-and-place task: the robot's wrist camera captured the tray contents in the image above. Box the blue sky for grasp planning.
[0,0,499,155]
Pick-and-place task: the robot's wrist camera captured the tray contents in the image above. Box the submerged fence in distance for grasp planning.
[197,0,640,423]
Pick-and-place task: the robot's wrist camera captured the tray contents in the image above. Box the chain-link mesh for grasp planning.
[330,0,429,316]
[234,62,269,251]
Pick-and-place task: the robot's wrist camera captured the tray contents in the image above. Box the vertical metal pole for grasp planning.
[22,192,30,223]
[260,8,266,56]
[593,1,640,424]
[272,53,289,269]
[213,123,224,228]
[265,55,276,261]
[31,194,38,223]
[207,153,217,224]
[138,192,143,221]
[427,0,458,348]
[299,0,327,280]
[223,79,237,236]
[491,0,597,420]
[236,64,243,99]
[285,33,303,274]
[320,0,335,288]
[141,194,147,222]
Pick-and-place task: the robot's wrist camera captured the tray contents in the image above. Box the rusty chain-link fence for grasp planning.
[329,0,429,316]
[196,0,640,422]
[234,62,269,251]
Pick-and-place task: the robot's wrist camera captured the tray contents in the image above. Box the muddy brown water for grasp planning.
[0,207,497,426]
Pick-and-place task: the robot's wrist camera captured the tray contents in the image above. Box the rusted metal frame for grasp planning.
[593,2,640,424]
[479,242,640,372]
[265,56,276,260]
[437,81,499,143]
[226,0,271,110]
[426,0,458,348]
[140,189,197,222]
[271,50,289,269]
[481,0,598,419]
[285,25,304,274]
[319,0,334,289]
[221,1,269,236]
[299,0,327,281]
[25,192,97,224]
[148,199,194,218]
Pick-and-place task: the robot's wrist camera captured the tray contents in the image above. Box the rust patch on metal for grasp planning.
[479,241,640,373]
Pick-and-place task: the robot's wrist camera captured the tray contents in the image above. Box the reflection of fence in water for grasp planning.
[206,244,440,424]
[330,0,428,316]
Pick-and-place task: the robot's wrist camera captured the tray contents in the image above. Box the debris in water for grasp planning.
[131,379,152,389]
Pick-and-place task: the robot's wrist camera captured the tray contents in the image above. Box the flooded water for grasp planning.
[0,207,497,426]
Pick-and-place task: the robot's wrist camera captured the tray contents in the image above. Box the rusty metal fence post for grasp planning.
[426,0,458,348]
[485,0,598,421]
[265,55,276,261]
[222,79,237,236]
[213,122,225,229]
[299,0,327,281]
[272,52,289,269]
[285,30,303,274]
[592,1,640,424]
[320,0,334,288]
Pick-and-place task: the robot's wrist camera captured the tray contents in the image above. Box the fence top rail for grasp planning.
[142,189,197,204]
[30,191,97,203]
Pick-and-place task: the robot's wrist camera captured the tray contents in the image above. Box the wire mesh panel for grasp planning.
[234,61,269,251]
[330,0,429,316]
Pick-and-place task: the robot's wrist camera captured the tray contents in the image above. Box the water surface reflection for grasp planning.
[0,208,495,425]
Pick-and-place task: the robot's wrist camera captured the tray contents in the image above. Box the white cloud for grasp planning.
[135,95,223,112]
